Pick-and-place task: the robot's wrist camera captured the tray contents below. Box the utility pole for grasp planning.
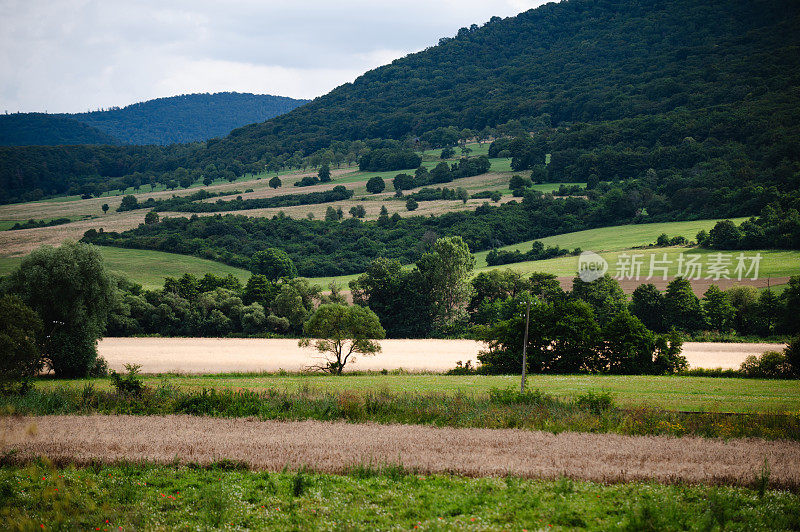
[520,297,531,393]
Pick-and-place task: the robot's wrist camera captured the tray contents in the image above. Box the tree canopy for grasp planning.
[299,304,385,374]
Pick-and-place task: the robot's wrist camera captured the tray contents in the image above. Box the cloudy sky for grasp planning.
[0,0,549,114]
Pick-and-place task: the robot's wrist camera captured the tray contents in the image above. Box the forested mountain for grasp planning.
[2,0,799,210]
[70,92,308,145]
[0,92,308,147]
[0,113,119,146]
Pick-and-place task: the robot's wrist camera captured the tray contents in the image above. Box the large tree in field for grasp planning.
[299,304,385,374]
[417,236,475,327]
[7,241,114,377]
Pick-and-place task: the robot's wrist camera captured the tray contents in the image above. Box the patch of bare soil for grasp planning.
[3,415,798,488]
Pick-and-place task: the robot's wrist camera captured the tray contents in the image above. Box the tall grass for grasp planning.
[3,461,798,531]
[3,384,799,440]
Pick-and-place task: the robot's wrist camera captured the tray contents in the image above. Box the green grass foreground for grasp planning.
[31,373,800,413]
[2,462,798,531]
[5,385,799,440]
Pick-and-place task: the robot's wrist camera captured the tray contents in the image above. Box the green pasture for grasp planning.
[0,246,250,289]
[474,248,800,279]
[33,373,800,413]
[474,218,750,266]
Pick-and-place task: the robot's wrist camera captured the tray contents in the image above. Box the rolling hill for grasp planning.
[1,0,798,208]
[0,92,308,147]
[0,113,119,146]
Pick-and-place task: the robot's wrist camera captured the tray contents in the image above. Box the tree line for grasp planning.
[117,185,353,214]
[3,241,799,390]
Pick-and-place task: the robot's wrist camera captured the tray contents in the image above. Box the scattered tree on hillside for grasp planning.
[101,203,109,214]
[366,176,386,194]
[318,163,331,182]
[269,176,282,189]
[349,205,366,218]
[117,195,139,212]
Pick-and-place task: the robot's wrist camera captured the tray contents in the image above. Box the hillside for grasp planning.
[0,113,119,146]
[71,92,309,145]
[0,92,308,147]
[1,0,798,207]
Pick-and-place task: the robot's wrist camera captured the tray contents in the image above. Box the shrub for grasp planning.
[89,356,109,378]
[739,351,793,378]
[576,391,615,414]
[110,363,145,396]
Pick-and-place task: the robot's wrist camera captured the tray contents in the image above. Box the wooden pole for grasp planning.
[521,298,530,393]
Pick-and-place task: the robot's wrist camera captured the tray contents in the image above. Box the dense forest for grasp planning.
[0,113,119,146]
[1,0,798,228]
[0,92,307,147]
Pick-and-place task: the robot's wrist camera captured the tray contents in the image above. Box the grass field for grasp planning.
[306,217,799,288]
[31,373,800,413]
[474,218,750,266]
[4,462,796,531]
[0,246,250,289]
[474,248,800,279]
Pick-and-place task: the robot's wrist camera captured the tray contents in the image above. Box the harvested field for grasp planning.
[97,337,785,374]
[4,415,799,488]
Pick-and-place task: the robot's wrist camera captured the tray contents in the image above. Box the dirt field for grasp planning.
[97,337,785,373]
[4,415,798,488]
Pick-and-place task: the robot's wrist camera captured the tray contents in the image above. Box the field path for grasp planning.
[97,337,785,373]
[4,415,799,488]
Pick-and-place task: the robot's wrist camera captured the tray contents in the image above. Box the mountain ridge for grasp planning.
[0,92,309,147]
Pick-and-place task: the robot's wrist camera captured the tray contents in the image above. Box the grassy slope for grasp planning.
[0,247,250,289]
[474,218,750,265]
[308,218,800,287]
[33,373,800,413]
[474,248,800,279]
[5,464,797,531]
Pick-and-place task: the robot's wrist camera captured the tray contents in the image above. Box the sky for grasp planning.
[0,0,550,114]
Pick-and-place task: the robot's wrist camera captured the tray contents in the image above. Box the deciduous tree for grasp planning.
[299,304,385,374]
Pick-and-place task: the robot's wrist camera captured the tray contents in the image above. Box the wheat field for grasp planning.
[96,337,784,373]
[4,415,799,489]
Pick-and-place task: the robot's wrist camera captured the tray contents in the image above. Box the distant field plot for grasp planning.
[0,246,250,288]
[474,218,750,266]
[475,248,800,279]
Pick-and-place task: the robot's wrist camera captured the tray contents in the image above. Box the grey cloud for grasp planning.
[0,0,549,113]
